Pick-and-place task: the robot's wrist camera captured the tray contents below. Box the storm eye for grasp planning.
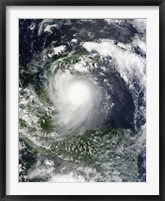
[67,82,90,106]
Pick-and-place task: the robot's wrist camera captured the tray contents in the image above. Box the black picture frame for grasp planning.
[0,0,165,200]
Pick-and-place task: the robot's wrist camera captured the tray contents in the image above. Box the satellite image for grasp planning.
[19,19,146,182]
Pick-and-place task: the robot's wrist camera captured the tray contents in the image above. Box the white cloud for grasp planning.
[130,19,146,33]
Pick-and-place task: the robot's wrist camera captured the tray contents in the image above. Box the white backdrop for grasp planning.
[6,6,159,195]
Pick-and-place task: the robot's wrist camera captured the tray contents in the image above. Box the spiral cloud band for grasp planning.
[48,69,104,136]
